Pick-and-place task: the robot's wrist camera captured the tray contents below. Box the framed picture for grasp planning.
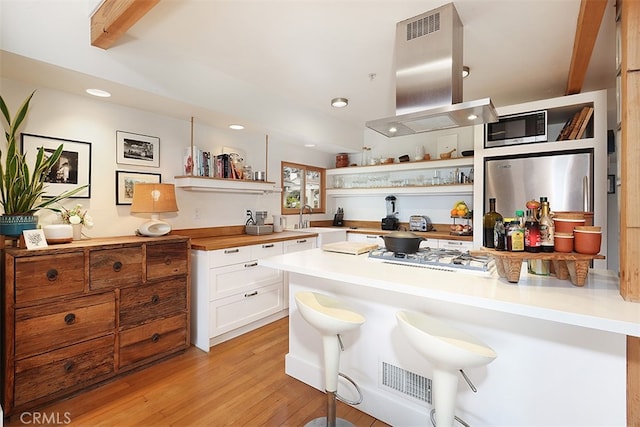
[116,170,162,205]
[23,229,48,249]
[116,131,160,167]
[21,133,91,198]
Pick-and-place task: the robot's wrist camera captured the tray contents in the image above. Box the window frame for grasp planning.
[281,161,326,215]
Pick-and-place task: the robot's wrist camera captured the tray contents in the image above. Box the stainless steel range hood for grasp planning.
[366,3,497,137]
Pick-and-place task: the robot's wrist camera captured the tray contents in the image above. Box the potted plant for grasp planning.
[0,91,88,237]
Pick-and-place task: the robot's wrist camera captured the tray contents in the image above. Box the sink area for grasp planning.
[288,227,347,246]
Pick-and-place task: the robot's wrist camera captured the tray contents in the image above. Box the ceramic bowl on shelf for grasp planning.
[553,217,586,234]
[554,233,574,253]
[574,228,602,254]
[42,224,73,244]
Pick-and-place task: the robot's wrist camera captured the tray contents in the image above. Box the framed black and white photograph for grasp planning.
[116,131,160,167]
[21,133,91,198]
[116,170,162,205]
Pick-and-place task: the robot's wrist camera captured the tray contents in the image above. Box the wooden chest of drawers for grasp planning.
[2,235,190,417]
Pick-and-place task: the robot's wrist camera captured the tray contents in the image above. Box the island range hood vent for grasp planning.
[366,3,498,137]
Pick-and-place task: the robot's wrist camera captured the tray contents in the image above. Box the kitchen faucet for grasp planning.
[298,204,312,229]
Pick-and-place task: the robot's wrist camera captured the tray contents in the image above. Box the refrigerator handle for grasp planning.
[583,176,590,212]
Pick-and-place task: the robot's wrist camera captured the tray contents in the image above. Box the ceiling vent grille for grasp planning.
[406,11,440,41]
[380,361,432,403]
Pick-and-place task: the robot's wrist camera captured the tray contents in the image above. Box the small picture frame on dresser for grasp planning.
[22,229,48,249]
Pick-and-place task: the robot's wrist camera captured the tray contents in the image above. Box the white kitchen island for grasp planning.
[259,248,640,427]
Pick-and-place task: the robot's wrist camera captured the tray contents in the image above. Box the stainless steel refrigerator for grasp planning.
[483,149,593,218]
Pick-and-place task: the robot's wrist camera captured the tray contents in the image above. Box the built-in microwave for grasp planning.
[485,110,547,147]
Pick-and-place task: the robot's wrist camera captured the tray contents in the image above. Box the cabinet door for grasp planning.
[120,278,187,329]
[209,283,283,337]
[14,335,114,407]
[208,246,252,268]
[90,247,143,290]
[251,241,283,259]
[119,313,188,368]
[209,262,282,300]
[15,252,85,306]
[347,233,382,244]
[15,293,116,359]
[284,237,316,253]
[147,242,188,280]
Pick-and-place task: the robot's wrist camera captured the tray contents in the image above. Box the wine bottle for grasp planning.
[539,197,554,253]
[483,198,502,248]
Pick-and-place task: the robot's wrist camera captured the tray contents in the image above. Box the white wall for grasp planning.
[1,78,335,237]
[328,127,476,225]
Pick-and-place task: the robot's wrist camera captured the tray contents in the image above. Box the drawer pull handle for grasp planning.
[46,269,58,281]
[366,235,377,239]
[262,244,274,248]
[244,291,258,298]
[151,295,160,304]
[113,261,123,272]
[64,361,74,372]
[164,256,172,265]
[244,262,258,268]
[64,313,76,325]
[224,248,240,254]
[297,239,307,244]
[151,333,161,343]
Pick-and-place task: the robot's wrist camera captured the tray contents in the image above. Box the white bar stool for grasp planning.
[396,311,497,427]
[295,292,366,427]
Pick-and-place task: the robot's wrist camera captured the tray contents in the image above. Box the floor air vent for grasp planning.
[380,361,432,403]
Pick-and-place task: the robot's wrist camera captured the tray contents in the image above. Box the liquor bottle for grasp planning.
[524,208,541,253]
[539,197,555,253]
[483,198,502,248]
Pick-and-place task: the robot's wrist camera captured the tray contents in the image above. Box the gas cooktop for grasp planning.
[367,247,495,275]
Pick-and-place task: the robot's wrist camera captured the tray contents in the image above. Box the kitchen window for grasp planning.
[281,162,325,214]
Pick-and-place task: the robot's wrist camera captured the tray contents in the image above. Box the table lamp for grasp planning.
[130,183,179,237]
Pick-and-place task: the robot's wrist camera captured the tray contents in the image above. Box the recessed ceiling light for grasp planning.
[86,88,111,97]
[462,66,470,78]
[304,143,316,148]
[331,97,348,108]
[388,126,398,134]
[229,124,244,130]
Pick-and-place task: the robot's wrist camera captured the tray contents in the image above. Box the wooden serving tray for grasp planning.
[481,249,605,286]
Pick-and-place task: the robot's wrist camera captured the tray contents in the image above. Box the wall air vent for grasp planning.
[406,11,440,41]
[380,361,432,403]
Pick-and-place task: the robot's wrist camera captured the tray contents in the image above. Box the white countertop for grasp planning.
[259,248,640,337]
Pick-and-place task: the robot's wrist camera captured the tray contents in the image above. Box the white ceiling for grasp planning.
[0,0,617,153]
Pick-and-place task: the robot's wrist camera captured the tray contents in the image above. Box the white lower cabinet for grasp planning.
[209,283,283,337]
[348,231,472,251]
[192,238,319,351]
[192,241,287,351]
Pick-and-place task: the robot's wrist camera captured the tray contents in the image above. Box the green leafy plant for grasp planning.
[0,91,88,215]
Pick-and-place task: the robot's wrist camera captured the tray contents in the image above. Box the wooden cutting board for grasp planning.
[322,241,379,255]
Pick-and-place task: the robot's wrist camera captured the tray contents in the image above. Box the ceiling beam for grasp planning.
[91,0,160,50]
[565,0,609,95]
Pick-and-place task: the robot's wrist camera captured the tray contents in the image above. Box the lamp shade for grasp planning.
[130,183,178,214]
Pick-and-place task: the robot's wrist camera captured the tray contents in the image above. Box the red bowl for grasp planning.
[554,233,574,253]
[553,218,585,234]
[574,229,602,255]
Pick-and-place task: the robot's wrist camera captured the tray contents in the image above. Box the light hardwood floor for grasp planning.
[5,317,391,426]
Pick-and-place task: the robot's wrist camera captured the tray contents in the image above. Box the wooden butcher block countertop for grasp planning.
[173,228,319,251]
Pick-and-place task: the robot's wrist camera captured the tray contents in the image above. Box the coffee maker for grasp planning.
[381,195,399,230]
